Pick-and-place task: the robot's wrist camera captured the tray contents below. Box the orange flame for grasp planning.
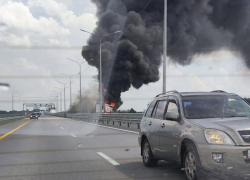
[104,89,107,92]
[110,102,115,107]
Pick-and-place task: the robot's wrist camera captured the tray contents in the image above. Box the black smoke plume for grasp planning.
[82,0,250,109]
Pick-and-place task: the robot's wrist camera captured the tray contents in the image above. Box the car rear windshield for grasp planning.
[182,95,250,119]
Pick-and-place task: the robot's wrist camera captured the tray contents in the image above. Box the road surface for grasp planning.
[0,115,185,180]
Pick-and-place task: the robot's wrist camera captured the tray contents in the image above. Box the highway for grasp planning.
[0,115,185,180]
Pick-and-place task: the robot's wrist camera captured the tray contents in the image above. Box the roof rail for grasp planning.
[155,90,179,97]
[211,90,227,93]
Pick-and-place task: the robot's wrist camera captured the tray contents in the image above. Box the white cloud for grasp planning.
[48,38,70,46]
[28,0,97,30]
[0,1,70,35]
[0,34,31,46]
[15,58,38,70]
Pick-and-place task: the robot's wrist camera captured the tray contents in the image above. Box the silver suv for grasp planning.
[138,90,250,180]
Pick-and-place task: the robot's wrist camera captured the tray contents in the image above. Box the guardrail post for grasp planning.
[138,124,140,129]
[119,122,121,126]
[113,121,114,125]
[127,123,129,128]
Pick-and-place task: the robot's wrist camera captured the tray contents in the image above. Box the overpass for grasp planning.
[23,103,55,111]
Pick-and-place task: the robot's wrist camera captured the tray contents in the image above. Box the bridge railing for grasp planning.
[49,112,144,129]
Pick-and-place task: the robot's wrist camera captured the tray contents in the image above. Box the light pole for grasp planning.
[66,59,86,112]
[163,0,167,93]
[12,91,17,111]
[57,81,68,112]
[54,87,63,112]
[61,73,78,107]
[52,91,59,112]
[80,29,121,113]
[50,95,57,110]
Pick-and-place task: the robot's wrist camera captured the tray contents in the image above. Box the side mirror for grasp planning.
[165,111,180,121]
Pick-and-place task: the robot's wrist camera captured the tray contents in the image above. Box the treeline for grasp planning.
[117,108,137,113]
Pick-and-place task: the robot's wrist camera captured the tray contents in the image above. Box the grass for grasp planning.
[0,117,27,126]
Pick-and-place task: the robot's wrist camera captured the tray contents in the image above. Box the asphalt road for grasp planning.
[0,115,185,180]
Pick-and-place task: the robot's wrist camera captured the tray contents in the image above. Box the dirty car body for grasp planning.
[139,91,250,179]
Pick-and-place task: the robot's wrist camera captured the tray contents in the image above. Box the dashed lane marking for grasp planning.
[97,152,120,166]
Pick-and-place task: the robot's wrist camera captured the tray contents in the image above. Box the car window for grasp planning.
[154,100,167,119]
[145,100,156,117]
[167,101,178,113]
[164,98,179,120]
[182,95,250,119]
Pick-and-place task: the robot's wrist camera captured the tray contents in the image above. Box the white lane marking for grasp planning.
[97,152,120,166]
[61,127,64,129]
[77,121,139,134]
[71,134,76,137]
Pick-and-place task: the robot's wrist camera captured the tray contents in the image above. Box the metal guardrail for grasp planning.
[49,113,144,129]
[0,114,24,118]
[0,116,26,122]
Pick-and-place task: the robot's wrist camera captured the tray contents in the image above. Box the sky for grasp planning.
[1,0,250,112]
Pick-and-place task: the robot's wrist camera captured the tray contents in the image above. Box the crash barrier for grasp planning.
[49,113,144,129]
[0,116,26,122]
[0,114,24,118]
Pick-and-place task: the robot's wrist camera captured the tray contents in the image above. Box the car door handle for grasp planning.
[161,123,165,128]
[148,121,152,126]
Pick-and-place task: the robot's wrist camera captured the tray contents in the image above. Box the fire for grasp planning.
[104,89,107,92]
[110,102,115,107]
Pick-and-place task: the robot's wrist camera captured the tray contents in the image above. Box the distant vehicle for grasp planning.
[30,113,39,120]
[139,90,250,180]
[37,112,41,117]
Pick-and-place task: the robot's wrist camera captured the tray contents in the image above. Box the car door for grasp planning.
[144,99,167,157]
[159,96,181,162]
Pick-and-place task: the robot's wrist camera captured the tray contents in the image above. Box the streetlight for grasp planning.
[61,73,78,107]
[50,95,57,110]
[66,58,85,112]
[163,0,167,93]
[12,91,17,111]
[57,81,68,112]
[80,29,121,113]
[54,87,63,112]
[52,91,59,112]
[66,59,93,112]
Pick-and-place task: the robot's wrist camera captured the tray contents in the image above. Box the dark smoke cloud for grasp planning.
[82,0,250,109]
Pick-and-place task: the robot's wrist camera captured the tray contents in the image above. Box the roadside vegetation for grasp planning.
[0,117,27,126]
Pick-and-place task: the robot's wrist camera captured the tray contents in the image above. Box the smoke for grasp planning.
[69,78,99,113]
[82,0,250,109]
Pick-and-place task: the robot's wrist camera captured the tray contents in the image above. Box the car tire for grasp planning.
[142,139,158,167]
[183,143,203,180]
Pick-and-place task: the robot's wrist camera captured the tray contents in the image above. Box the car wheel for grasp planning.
[142,139,158,167]
[183,144,202,180]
